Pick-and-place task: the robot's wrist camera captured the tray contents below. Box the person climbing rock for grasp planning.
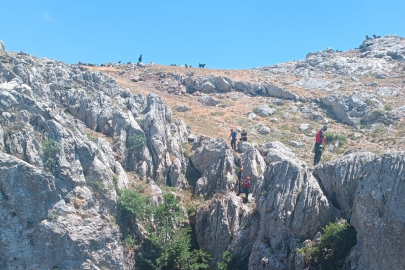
[242,176,251,203]
[237,167,243,195]
[240,130,248,141]
[314,125,328,165]
[229,129,237,150]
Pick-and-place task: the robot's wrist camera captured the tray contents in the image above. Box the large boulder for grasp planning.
[313,151,376,217]
[213,76,232,92]
[191,138,234,197]
[196,193,251,265]
[349,152,405,270]
[254,104,277,117]
[198,95,221,106]
[258,141,297,164]
[264,84,299,100]
[248,159,338,269]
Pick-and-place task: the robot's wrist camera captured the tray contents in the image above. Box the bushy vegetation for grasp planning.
[372,109,385,117]
[42,139,60,171]
[126,134,147,154]
[325,132,347,147]
[296,220,357,270]
[118,190,212,270]
[384,103,393,111]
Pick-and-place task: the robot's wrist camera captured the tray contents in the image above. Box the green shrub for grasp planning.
[180,142,192,158]
[373,109,385,117]
[123,235,136,249]
[364,98,373,106]
[371,126,385,138]
[93,180,106,190]
[87,134,97,143]
[217,251,235,270]
[42,139,60,171]
[325,132,347,147]
[112,175,118,186]
[119,191,212,270]
[384,104,393,111]
[127,134,147,154]
[296,220,357,270]
[210,111,225,117]
[118,189,152,223]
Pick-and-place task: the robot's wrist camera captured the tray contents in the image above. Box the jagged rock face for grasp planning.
[240,146,267,195]
[142,94,190,185]
[313,151,376,218]
[0,43,192,269]
[348,152,405,270]
[0,40,4,51]
[0,153,125,270]
[195,193,252,264]
[320,92,392,126]
[195,154,337,270]
[360,35,405,60]
[249,160,337,270]
[192,138,235,197]
[310,151,405,270]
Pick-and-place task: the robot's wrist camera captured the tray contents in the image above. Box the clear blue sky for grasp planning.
[1,0,404,69]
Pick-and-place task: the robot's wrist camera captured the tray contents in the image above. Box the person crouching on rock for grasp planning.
[229,129,237,150]
[314,125,327,165]
[242,176,251,203]
[240,130,248,141]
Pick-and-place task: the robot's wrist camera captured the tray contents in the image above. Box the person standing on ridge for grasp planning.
[242,176,251,203]
[237,167,243,195]
[138,54,142,63]
[229,129,237,150]
[314,125,328,165]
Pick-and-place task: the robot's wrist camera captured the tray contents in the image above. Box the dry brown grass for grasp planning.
[86,64,404,165]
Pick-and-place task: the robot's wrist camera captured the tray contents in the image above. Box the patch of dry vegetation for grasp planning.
[87,64,404,165]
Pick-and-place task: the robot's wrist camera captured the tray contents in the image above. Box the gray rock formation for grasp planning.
[258,126,271,135]
[198,95,221,106]
[0,42,194,269]
[254,104,277,117]
[0,152,125,270]
[191,138,234,197]
[349,152,405,270]
[195,153,337,270]
[314,151,405,270]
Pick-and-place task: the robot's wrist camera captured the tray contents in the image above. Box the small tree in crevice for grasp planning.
[126,134,147,154]
[118,191,212,270]
[296,219,357,270]
[42,139,60,171]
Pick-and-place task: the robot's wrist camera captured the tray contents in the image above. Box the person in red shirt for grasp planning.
[314,125,328,165]
[242,176,251,203]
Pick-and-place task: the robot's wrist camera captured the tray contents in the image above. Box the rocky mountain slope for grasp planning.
[0,36,404,270]
[85,35,405,165]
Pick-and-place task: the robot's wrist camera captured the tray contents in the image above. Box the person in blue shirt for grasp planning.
[229,129,237,150]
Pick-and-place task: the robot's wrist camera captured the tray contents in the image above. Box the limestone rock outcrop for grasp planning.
[0,41,192,269]
[195,154,338,269]
[314,151,405,270]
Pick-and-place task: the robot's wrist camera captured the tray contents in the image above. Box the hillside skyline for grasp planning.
[1,0,405,69]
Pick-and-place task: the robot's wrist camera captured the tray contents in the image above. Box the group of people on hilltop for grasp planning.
[229,129,248,150]
[228,125,328,203]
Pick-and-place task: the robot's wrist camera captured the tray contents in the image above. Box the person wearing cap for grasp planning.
[237,167,243,195]
[229,129,237,150]
[314,125,328,165]
[242,176,251,203]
